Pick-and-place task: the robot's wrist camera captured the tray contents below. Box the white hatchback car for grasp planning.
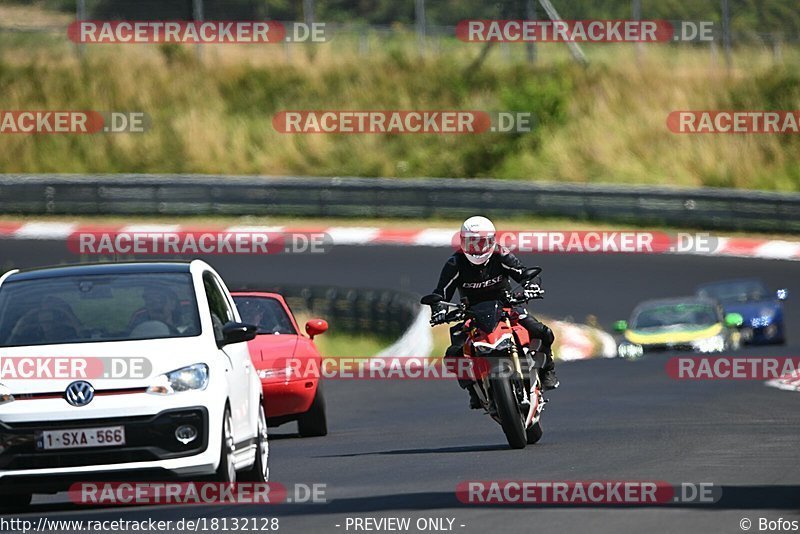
[0,260,268,509]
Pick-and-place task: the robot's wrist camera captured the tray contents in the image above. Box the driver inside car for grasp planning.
[238,298,294,334]
[7,296,83,345]
[128,286,181,334]
[237,299,265,329]
[427,216,559,409]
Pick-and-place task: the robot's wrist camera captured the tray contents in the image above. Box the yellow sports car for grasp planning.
[614,297,743,359]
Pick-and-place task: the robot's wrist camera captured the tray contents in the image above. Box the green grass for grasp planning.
[293,312,393,358]
[312,331,392,359]
[0,22,799,190]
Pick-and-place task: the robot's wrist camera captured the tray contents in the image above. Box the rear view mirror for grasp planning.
[523,267,542,280]
[613,320,628,332]
[724,313,744,328]
[420,294,443,306]
[305,319,328,339]
[777,289,788,301]
[220,322,257,347]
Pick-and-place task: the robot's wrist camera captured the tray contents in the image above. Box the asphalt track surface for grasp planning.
[0,239,798,534]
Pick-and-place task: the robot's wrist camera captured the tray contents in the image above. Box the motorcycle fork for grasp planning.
[506,319,524,378]
[506,319,529,404]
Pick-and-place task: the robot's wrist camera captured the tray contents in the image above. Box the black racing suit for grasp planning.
[431,247,556,387]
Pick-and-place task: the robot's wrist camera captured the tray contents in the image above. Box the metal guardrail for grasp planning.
[1,174,799,233]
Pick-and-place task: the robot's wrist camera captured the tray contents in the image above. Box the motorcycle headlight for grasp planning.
[691,335,726,354]
[473,337,513,356]
[617,343,644,360]
[0,384,14,405]
[147,364,209,395]
[495,338,513,353]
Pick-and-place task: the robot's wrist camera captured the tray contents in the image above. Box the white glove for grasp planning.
[524,284,544,299]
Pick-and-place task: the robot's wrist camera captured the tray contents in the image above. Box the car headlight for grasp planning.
[147,364,209,395]
[258,367,293,380]
[0,384,14,405]
[617,343,644,360]
[691,335,726,354]
[751,310,775,328]
[473,337,513,356]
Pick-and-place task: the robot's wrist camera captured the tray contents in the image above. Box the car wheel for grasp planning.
[240,401,269,482]
[0,493,32,511]
[215,406,237,483]
[298,385,328,437]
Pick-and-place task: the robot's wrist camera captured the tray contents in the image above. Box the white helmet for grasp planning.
[460,216,496,265]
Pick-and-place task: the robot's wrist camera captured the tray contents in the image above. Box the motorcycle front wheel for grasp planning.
[526,421,543,444]
[489,375,527,449]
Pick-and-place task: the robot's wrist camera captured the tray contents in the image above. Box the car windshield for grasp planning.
[632,303,719,329]
[698,280,769,303]
[233,296,296,335]
[0,272,201,347]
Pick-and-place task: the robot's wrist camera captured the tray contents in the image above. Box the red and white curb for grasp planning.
[766,371,800,392]
[2,222,800,261]
[551,320,617,361]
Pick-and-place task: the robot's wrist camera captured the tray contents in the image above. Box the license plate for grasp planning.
[36,426,126,450]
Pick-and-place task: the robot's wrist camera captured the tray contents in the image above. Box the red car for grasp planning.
[231,292,328,437]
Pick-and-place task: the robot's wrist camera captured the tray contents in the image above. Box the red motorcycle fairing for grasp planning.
[463,306,531,358]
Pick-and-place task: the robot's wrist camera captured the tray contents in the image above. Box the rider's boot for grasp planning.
[539,352,560,391]
[467,387,482,409]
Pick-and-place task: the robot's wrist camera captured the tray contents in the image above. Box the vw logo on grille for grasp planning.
[64,381,95,407]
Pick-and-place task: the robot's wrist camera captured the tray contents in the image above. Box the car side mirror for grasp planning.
[724,313,744,328]
[220,321,257,347]
[777,289,788,301]
[305,319,328,339]
[613,320,628,332]
[420,294,443,306]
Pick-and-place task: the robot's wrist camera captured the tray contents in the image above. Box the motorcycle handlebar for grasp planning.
[428,291,542,326]
[429,307,465,326]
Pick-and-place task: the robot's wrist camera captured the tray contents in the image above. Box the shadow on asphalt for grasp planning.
[259,485,800,515]
[315,444,510,457]
[11,485,799,517]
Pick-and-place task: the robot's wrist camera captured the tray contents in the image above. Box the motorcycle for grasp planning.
[421,268,547,449]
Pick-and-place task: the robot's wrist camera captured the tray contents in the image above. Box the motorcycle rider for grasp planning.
[427,216,559,409]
